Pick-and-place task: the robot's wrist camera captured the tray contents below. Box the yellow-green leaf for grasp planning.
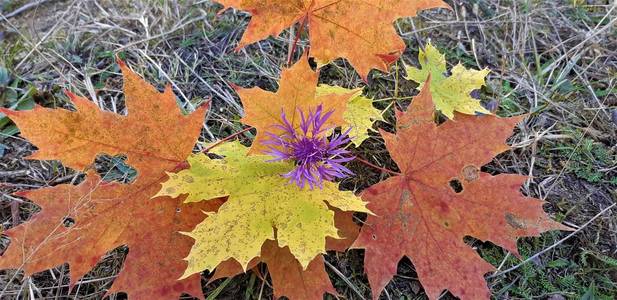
[156,141,370,277]
[316,85,383,146]
[404,43,491,119]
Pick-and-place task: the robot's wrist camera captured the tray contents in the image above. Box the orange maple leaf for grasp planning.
[209,209,359,299]
[216,0,449,80]
[0,62,216,299]
[236,56,351,155]
[352,82,571,299]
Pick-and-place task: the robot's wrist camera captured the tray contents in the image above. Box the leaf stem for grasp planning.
[354,156,400,176]
[204,127,401,176]
[204,126,254,153]
[287,16,308,65]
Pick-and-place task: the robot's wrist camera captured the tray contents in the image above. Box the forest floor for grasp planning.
[0,0,616,299]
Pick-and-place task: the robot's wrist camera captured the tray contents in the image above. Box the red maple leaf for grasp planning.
[352,82,570,299]
[0,61,220,299]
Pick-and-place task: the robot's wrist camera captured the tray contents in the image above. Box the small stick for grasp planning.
[11,200,20,226]
[355,156,400,176]
[324,260,366,300]
[287,16,308,65]
[203,126,254,153]
[0,170,30,177]
[2,0,51,20]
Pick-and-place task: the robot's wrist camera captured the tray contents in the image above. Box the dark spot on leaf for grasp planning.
[505,213,525,229]
[449,179,463,193]
[63,217,75,228]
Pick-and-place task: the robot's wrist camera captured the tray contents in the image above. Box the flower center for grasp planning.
[293,137,326,166]
[262,104,354,189]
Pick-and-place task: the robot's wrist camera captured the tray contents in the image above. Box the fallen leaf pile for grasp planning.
[0,10,570,299]
[0,62,217,299]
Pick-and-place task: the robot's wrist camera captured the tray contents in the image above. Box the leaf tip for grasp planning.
[0,107,16,117]
[176,162,193,174]
[115,56,127,69]
[200,209,213,217]
[178,230,193,238]
[233,44,246,53]
[13,190,29,198]
[504,113,528,130]
[440,2,454,11]
[64,90,78,101]
[376,52,401,66]
[177,269,194,281]
[198,97,212,112]
[228,82,242,91]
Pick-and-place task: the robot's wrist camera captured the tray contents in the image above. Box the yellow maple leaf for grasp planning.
[316,85,384,147]
[156,141,370,277]
[405,43,491,119]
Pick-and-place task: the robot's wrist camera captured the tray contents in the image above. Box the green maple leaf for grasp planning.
[405,42,491,119]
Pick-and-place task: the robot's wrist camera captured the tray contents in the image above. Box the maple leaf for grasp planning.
[209,209,359,299]
[352,82,570,299]
[315,85,384,146]
[157,141,370,277]
[0,62,213,299]
[405,42,491,119]
[216,0,449,80]
[236,57,352,155]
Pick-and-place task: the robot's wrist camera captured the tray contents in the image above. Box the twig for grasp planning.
[0,182,42,189]
[2,0,51,20]
[114,15,207,51]
[0,170,30,177]
[355,156,401,176]
[257,268,269,300]
[205,277,233,300]
[1,194,27,204]
[287,16,308,65]
[52,173,82,185]
[324,260,366,300]
[10,200,19,226]
[203,126,254,153]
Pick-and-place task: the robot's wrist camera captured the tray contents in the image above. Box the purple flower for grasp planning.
[263,105,355,189]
